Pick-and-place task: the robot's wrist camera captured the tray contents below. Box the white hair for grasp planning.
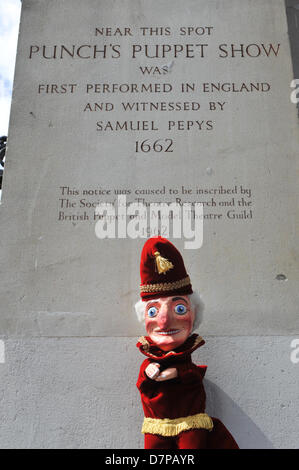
[134,291,204,332]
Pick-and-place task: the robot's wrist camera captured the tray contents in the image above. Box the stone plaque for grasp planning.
[0,0,298,336]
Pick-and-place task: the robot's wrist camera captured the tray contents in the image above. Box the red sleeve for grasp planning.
[176,362,207,384]
[136,358,156,392]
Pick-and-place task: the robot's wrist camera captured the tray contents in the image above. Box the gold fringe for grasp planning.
[140,276,190,293]
[138,336,150,352]
[191,335,204,349]
[154,251,174,275]
[141,413,213,436]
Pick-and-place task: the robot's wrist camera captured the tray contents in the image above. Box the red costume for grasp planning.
[136,333,239,449]
[136,236,239,449]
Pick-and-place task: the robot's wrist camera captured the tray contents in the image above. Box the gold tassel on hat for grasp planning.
[154,251,174,275]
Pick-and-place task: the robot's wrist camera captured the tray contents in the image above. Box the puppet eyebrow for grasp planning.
[146,300,160,308]
[171,297,188,304]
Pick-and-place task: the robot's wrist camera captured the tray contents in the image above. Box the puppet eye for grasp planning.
[147,306,158,318]
[174,304,187,315]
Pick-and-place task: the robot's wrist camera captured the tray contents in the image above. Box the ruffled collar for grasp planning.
[136,333,205,361]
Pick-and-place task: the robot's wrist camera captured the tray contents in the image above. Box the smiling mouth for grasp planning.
[155,329,181,336]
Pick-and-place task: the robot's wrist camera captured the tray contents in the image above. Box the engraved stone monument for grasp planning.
[0,0,298,448]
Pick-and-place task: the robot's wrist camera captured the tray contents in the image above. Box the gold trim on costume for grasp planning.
[140,276,190,293]
[141,413,213,436]
[138,336,150,352]
[192,336,204,348]
[137,335,204,358]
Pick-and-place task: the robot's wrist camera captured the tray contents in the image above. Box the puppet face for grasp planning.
[144,295,195,351]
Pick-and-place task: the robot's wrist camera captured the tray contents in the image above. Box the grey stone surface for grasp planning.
[286,0,299,79]
[0,0,298,337]
[0,0,298,450]
[0,335,298,449]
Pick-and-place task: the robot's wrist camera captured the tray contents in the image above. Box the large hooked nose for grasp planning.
[157,304,172,330]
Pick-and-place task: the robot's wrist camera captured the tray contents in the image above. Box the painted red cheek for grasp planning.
[177,312,193,323]
[145,317,156,331]
[145,313,193,331]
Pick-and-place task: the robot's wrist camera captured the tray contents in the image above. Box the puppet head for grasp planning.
[135,236,204,351]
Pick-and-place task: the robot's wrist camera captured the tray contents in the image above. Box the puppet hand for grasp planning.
[155,367,178,382]
[145,363,160,380]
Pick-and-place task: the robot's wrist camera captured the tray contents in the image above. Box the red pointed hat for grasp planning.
[139,236,193,300]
